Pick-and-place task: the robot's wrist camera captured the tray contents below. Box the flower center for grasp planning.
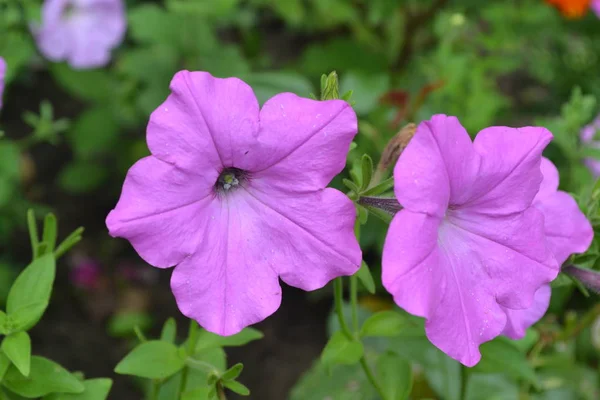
[215,168,247,193]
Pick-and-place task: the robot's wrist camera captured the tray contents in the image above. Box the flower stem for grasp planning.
[149,380,159,400]
[350,275,359,332]
[360,357,388,400]
[333,278,353,340]
[178,320,200,399]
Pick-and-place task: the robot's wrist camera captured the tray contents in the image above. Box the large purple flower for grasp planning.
[35,0,126,69]
[502,157,593,338]
[382,115,559,366]
[0,57,5,109]
[593,0,600,17]
[581,115,600,177]
[107,71,361,335]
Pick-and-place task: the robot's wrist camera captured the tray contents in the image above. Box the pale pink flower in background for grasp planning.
[382,115,559,366]
[502,157,593,338]
[34,0,126,69]
[592,0,600,17]
[581,115,600,176]
[107,71,361,335]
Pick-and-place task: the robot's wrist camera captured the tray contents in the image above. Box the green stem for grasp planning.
[360,357,388,400]
[149,380,159,400]
[350,276,359,333]
[178,320,200,399]
[333,278,353,339]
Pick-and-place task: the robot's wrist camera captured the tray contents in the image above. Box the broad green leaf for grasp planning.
[107,312,152,337]
[465,374,519,400]
[221,363,243,382]
[377,353,412,400]
[1,332,31,377]
[474,337,538,386]
[195,328,263,353]
[320,331,363,367]
[6,254,56,331]
[7,303,49,333]
[128,4,179,44]
[43,378,113,400]
[356,261,376,294]
[3,356,84,398]
[340,71,390,115]
[115,341,185,379]
[222,380,250,396]
[361,311,407,338]
[0,351,11,381]
[50,64,114,103]
[181,386,210,400]
[160,318,177,344]
[58,163,107,194]
[0,142,21,181]
[68,108,119,158]
[362,177,394,197]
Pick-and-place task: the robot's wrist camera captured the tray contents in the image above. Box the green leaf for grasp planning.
[0,351,12,381]
[181,386,210,400]
[3,356,84,398]
[50,64,114,103]
[356,261,375,294]
[58,163,108,194]
[115,341,185,379]
[361,311,407,338]
[6,254,56,331]
[0,142,21,181]
[377,352,412,400]
[320,331,363,367]
[41,214,57,254]
[474,337,538,386]
[43,378,113,400]
[1,332,31,377]
[68,108,120,158]
[221,363,243,382]
[128,4,179,44]
[160,318,177,344]
[195,328,263,353]
[342,178,360,194]
[222,380,250,396]
[360,154,373,191]
[362,177,394,196]
[464,374,518,400]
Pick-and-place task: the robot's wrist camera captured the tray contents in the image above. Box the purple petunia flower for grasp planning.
[0,57,6,109]
[382,114,559,366]
[35,0,126,69]
[592,0,600,18]
[581,115,600,176]
[106,71,361,335]
[502,157,593,338]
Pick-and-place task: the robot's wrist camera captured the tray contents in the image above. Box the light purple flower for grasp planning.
[592,0,600,18]
[35,0,126,69]
[0,57,6,109]
[106,71,361,335]
[581,115,600,176]
[502,157,593,338]
[382,114,559,366]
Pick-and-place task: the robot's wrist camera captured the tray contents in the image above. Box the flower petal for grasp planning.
[502,285,551,339]
[106,156,217,268]
[243,184,361,289]
[248,93,357,192]
[170,193,283,336]
[394,115,479,217]
[448,207,558,310]
[462,126,552,215]
[147,71,260,172]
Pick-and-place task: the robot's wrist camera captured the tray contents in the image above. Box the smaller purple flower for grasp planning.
[382,115,559,366]
[0,57,6,109]
[35,0,126,69]
[502,158,593,338]
[580,115,600,176]
[69,256,102,290]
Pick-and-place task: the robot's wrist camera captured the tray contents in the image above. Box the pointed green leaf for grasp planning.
[181,386,210,400]
[362,177,394,196]
[195,328,263,353]
[221,363,243,382]
[342,178,360,194]
[1,332,31,377]
[41,214,58,254]
[115,341,185,379]
[0,351,11,381]
[464,374,518,400]
[356,261,375,294]
[360,154,374,191]
[7,254,56,331]
[377,352,412,400]
[3,356,84,397]
[320,331,363,367]
[361,311,407,338]
[160,318,177,344]
[43,378,113,400]
[222,380,250,396]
